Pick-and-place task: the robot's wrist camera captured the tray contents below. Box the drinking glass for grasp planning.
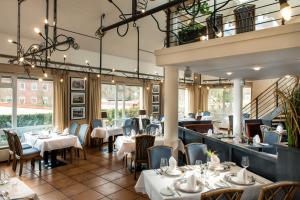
[195,160,203,173]
[160,158,168,173]
[241,156,249,169]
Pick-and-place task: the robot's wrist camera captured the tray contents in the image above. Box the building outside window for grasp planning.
[31,97,38,104]
[43,83,48,91]
[31,82,38,91]
[19,82,25,90]
[178,88,189,118]
[42,97,49,105]
[19,96,25,104]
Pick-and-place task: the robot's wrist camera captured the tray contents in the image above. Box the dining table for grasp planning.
[23,131,82,166]
[91,127,124,153]
[0,177,39,200]
[135,164,272,200]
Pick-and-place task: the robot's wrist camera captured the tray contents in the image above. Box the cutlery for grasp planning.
[205,181,214,190]
[167,186,181,197]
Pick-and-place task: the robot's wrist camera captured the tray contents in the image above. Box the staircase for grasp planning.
[242,76,298,124]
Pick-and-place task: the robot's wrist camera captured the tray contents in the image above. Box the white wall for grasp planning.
[251,78,278,100]
[0,32,164,75]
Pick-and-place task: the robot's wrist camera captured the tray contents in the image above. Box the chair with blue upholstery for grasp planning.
[185,143,208,165]
[141,118,150,131]
[76,124,89,160]
[92,119,103,129]
[145,124,160,135]
[147,145,173,169]
[188,113,196,119]
[69,122,79,135]
[91,119,103,148]
[132,117,140,134]
[262,130,282,154]
[202,111,211,116]
[12,132,42,176]
[123,118,134,136]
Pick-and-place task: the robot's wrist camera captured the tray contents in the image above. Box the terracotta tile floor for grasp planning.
[0,147,150,200]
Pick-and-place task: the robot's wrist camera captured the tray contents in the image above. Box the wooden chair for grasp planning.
[12,133,42,176]
[201,188,244,200]
[134,135,155,179]
[258,181,300,200]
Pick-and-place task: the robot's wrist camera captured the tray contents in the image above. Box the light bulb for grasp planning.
[38,78,43,82]
[97,74,101,78]
[160,79,164,83]
[19,57,24,62]
[85,60,89,65]
[8,39,13,43]
[112,79,115,83]
[84,77,87,81]
[280,2,292,21]
[44,19,48,24]
[63,55,67,59]
[226,72,233,76]
[146,87,150,90]
[34,27,41,34]
[60,78,64,83]
[141,9,145,13]
[253,66,261,71]
[207,86,210,90]
[199,85,202,88]
[44,72,48,78]
[31,64,35,68]
[112,68,116,72]
[285,75,291,78]
[33,45,38,49]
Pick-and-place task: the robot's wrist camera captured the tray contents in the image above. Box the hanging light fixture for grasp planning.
[279,0,292,21]
[184,66,192,78]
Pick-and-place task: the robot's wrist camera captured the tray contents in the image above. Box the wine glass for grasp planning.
[160,158,168,173]
[241,156,249,169]
[195,160,203,173]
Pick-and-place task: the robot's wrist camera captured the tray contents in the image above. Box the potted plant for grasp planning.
[177,2,211,45]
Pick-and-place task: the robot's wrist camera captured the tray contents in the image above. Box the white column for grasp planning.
[164,66,178,147]
[233,78,243,138]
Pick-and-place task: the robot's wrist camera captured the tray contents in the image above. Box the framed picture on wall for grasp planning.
[71,107,86,120]
[152,84,160,94]
[152,104,160,114]
[71,92,85,105]
[152,95,159,103]
[70,77,85,91]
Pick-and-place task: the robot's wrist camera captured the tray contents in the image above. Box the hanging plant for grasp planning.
[276,77,300,148]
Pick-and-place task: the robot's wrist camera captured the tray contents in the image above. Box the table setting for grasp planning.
[135,155,271,200]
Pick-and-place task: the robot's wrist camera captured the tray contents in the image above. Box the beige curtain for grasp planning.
[143,82,152,116]
[160,82,164,116]
[188,85,196,113]
[53,73,68,132]
[199,87,209,112]
[88,75,101,122]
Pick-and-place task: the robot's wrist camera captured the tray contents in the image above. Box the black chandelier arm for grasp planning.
[210,0,231,23]
[181,0,201,21]
[108,0,129,37]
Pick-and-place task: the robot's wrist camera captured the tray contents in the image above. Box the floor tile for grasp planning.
[50,177,78,189]
[112,175,136,188]
[101,171,124,181]
[83,177,109,188]
[70,189,104,200]
[39,190,68,200]
[90,167,112,176]
[60,183,89,197]
[71,172,96,182]
[94,182,122,196]
[64,167,85,176]
[107,189,140,200]
[32,183,55,196]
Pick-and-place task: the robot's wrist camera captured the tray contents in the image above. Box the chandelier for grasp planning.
[8,0,79,78]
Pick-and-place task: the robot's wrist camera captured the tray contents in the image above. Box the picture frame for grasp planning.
[152,104,160,114]
[71,92,85,105]
[152,95,160,103]
[70,77,85,91]
[152,84,160,94]
[71,106,86,120]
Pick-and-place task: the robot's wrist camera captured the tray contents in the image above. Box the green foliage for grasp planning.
[0,113,52,129]
[104,107,139,126]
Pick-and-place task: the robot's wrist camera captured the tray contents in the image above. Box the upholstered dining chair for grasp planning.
[69,121,79,135]
[147,145,173,170]
[75,124,89,160]
[185,143,208,165]
[3,130,31,168]
[258,181,300,200]
[134,135,155,179]
[91,119,103,148]
[260,125,273,136]
[188,113,196,119]
[12,132,42,176]
[201,188,244,200]
[132,117,140,134]
[92,119,103,129]
[145,124,160,135]
[141,118,150,131]
[262,130,282,154]
[123,118,134,136]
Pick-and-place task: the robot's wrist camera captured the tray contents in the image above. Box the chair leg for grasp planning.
[69,148,73,163]
[12,158,17,172]
[31,159,35,170]
[19,160,23,176]
[39,159,42,172]
[83,149,87,160]
[8,154,11,165]
[134,161,137,180]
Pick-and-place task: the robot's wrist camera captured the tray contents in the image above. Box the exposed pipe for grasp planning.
[136,26,140,79]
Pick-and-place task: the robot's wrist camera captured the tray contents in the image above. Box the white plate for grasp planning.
[165,168,182,176]
[224,173,255,186]
[160,188,174,196]
[38,135,51,139]
[174,179,204,193]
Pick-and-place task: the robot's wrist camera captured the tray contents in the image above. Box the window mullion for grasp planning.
[12,76,17,129]
[122,85,125,119]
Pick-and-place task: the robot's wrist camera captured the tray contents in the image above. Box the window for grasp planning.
[31,97,37,104]
[43,84,48,91]
[31,83,37,91]
[42,97,49,105]
[101,84,142,127]
[19,82,25,90]
[19,96,25,104]
[178,88,189,118]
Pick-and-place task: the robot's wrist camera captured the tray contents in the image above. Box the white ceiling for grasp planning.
[0,0,167,63]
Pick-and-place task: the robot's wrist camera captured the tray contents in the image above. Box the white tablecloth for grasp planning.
[0,177,39,199]
[135,166,272,200]
[91,127,123,140]
[115,136,185,160]
[24,132,82,156]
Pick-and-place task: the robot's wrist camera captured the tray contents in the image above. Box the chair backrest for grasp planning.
[145,124,159,135]
[147,145,173,169]
[3,130,14,152]
[258,181,300,200]
[141,118,150,130]
[229,115,233,129]
[246,123,263,140]
[184,124,213,134]
[260,125,272,136]
[69,122,79,135]
[123,118,140,136]
[132,118,140,133]
[262,130,282,154]
[188,113,196,119]
[92,119,103,129]
[78,124,89,146]
[202,111,211,116]
[185,143,208,165]
[201,188,244,200]
[12,132,23,157]
[135,135,155,162]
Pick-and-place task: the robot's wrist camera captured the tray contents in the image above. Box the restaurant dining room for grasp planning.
[0,0,300,199]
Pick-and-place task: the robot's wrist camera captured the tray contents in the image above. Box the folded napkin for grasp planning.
[155,128,160,136]
[207,129,213,136]
[187,172,197,189]
[131,129,136,136]
[63,128,69,135]
[236,168,247,184]
[211,154,220,165]
[276,124,284,133]
[253,135,261,144]
[169,156,177,171]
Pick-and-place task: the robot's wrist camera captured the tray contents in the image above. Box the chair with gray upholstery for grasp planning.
[262,130,282,154]
[145,124,160,135]
[69,122,79,135]
[185,143,208,165]
[147,145,173,169]
[76,124,89,160]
